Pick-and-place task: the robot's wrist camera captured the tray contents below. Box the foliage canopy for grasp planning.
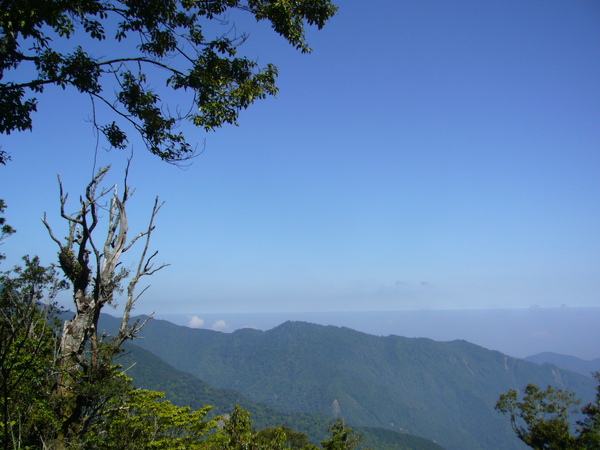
[0,255,65,448]
[321,419,364,450]
[496,373,600,449]
[0,200,15,260]
[0,0,337,164]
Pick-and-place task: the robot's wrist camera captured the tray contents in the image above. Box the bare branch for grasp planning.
[57,174,78,224]
[36,161,173,439]
[117,195,168,344]
[41,213,63,248]
[98,58,186,77]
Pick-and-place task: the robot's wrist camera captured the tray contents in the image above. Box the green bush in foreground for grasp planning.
[496,372,600,449]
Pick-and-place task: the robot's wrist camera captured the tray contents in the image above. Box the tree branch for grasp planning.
[116,196,168,345]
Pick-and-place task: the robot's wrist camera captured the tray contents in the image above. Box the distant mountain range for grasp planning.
[525,352,600,378]
[155,307,600,360]
[101,315,597,450]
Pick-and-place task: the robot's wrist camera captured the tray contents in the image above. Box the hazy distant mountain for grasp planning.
[525,352,600,378]
[155,307,600,360]
[124,317,596,450]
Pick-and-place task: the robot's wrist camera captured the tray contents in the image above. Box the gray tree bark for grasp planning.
[42,164,168,437]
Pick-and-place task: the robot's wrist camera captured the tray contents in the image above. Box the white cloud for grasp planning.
[211,320,228,331]
[188,315,204,328]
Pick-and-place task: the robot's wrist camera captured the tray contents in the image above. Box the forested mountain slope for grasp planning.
[119,342,442,450]
[110,316,596,450]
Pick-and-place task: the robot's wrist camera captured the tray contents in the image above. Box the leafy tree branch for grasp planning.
[496,374,600,449]
[0,0,338,164]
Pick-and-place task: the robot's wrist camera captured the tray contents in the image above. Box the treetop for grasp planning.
[0,0,338,164]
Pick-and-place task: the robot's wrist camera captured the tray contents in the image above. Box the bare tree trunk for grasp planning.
[41,164,168,442]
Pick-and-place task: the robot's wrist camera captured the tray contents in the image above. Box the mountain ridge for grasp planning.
[121,316,596,450]
[525,352,600,378]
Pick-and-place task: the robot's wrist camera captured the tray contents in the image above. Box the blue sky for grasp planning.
[1,0,599,316]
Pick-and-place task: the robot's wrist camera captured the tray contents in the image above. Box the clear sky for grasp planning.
[1,0,599,316]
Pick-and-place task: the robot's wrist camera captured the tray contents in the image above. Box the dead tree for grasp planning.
[41,164,168,438]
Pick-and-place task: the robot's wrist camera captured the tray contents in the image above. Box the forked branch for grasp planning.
[41,165,167,381]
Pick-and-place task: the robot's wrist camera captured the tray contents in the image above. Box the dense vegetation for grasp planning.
[125,318,597,450]
[120,341,443,450]
[496,373,600,449]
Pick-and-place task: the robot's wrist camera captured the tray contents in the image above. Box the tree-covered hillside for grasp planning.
[123,317,596,450]
[120,342,443,450]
